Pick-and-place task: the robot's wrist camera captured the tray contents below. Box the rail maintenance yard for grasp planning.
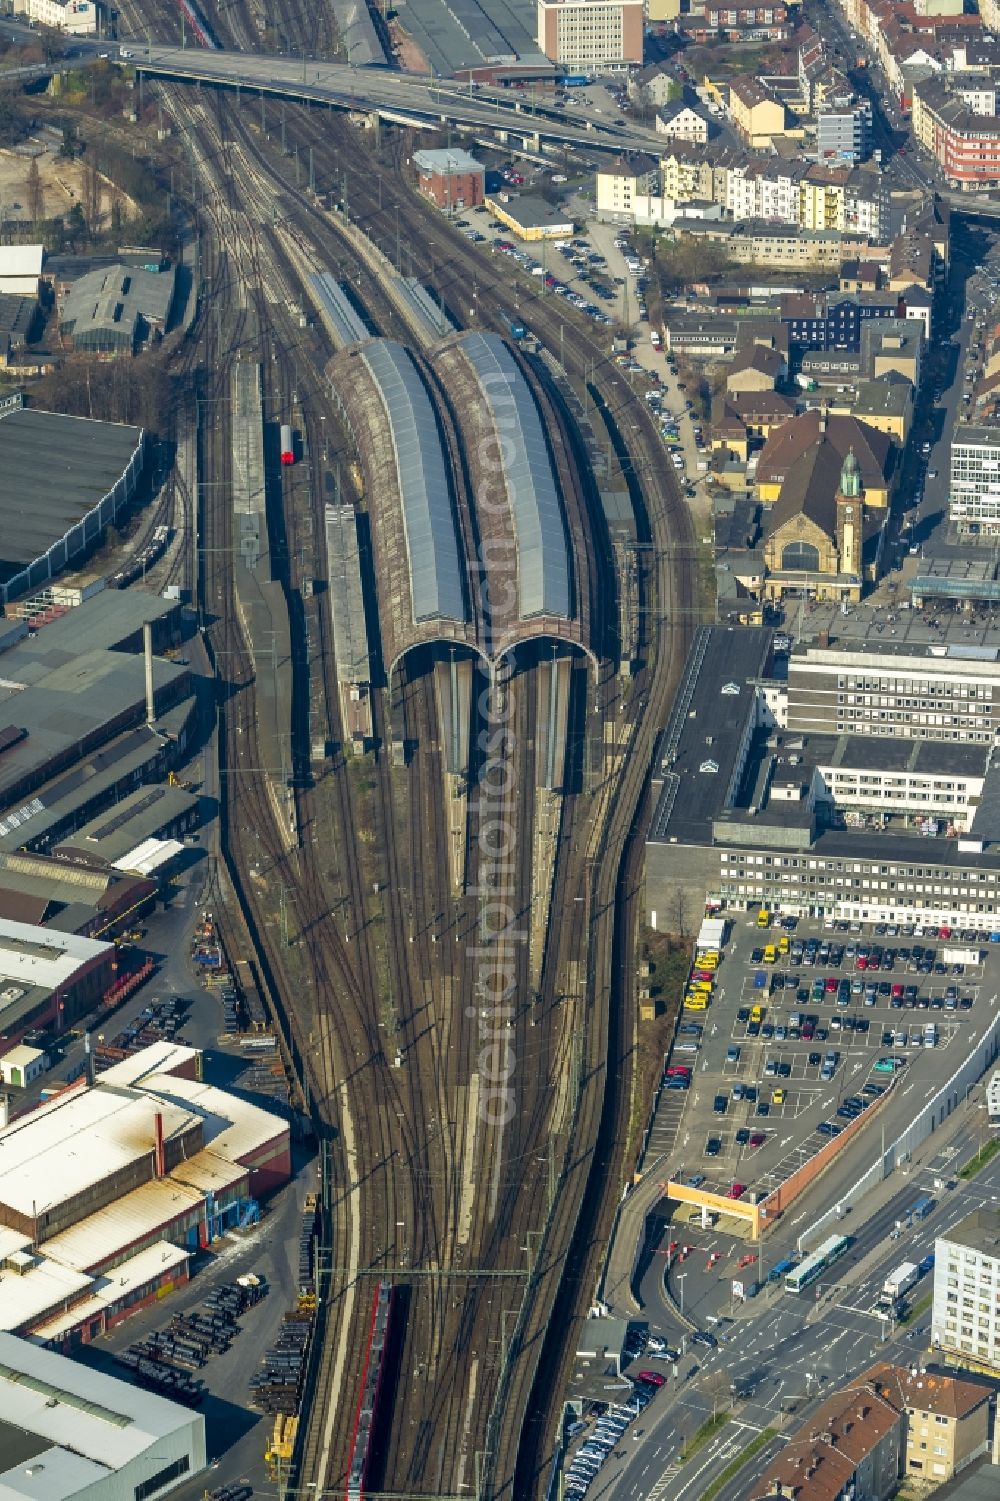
[654,911,997,1265]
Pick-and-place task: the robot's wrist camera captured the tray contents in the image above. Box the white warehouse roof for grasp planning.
[112,837,184,877]
[0,1330,205,1501]
[0,920,111,991]
[0,1085,197,1221]
[0,246,42,288]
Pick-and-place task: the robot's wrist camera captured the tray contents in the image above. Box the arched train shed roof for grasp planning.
[325,340,481,672]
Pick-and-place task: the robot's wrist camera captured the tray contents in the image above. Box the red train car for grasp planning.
[280,423,295,466]
[346,1281,394,1500]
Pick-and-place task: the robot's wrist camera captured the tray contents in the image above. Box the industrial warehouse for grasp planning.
[0,409,145,605]
[0,1042,289,1349]
[0,1332,206,1501]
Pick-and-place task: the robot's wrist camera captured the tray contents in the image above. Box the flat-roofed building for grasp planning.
[0,247,42,297]
[950,423,1000,535]
[0,1331,205,1501]
[932,1210,1000,1377]
[536,0,643,72]
[412,148,485,210]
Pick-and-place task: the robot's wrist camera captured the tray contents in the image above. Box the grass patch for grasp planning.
[702,1428,776,1501]
[680,1413,730,1463]
[899,1291,933,1326]
[958,1135,1000,1179]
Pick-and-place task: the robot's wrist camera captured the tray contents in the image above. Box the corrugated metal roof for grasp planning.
[39,1178,204,1274]
[95,1044,199,1091]
[138,1072,288,1162]
[456,332,570,620]
[112,837,184,876]
[26,1242,190,1343]
[0,1257,92,1333]
[361,341,466,625]
[0,1088,197,1219]
[0,1328,203,1474]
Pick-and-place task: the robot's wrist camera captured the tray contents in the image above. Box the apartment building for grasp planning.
[14,0,100,32]
[535,0,643,71]
[728,75,788,146]
[595,153,661,221]
[932,1210,1000,1378]
[818,99,873,161]
[914,76,1000,188]
[750,1378,903,1501]
[950,423,1000,534]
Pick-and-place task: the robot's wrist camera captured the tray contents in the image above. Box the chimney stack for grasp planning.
[143,620,156,727]
[153,1111,165,1178]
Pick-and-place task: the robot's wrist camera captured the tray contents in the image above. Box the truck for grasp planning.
[881,1261,918,1304]
[912,1195,935,1221]
[942,946,981,967]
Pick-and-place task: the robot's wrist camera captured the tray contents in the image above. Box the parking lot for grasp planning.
[662,912,994,1224]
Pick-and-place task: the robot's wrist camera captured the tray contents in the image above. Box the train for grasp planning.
[111,524,169,589]
[280,424,295,466]
[346,1281,395,1501]
[176,0,219,49]
[498,308,527,341]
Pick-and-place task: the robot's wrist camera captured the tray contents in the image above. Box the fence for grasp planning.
[801,1000,1000,1252]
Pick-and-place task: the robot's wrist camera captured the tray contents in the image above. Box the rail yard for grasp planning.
[49,2,700,1492]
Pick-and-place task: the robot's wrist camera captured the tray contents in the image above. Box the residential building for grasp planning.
[949,423,1000,534]
[818,98,873,161]
[656,101,709,145]
[988,1068,1000,1122]
[800,162,852,230]
[728,75,788,146]
[851,374,913,444]
[781,291,901,356]
[660,143,716,202]
[749,1373,903,1501]
[412,148,485,210]
[932,1209,1000,1378]
[535,0,643,71]
[627,62,678,108]
[914,75,1000,188]
[13,0,99,32]
[703,1,789,40]
[862,1364,992,1483]
[726,343,785,393]
[595,153,660,220]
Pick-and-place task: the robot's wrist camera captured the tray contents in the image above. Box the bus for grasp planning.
[785,1234,850,1293]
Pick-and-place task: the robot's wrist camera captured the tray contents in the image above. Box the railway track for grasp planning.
[88,8,701,1481]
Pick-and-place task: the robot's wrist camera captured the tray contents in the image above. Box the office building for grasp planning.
[950,424,1000,534]
[535,0,643,72]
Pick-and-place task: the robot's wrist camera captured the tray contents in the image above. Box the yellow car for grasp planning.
[699,951,720,969]
[757,908,771,928]
[688,980,713,994]
[750,1004,763,1023]
[778,935,790,955]
[684,995,707,1012]
[772,1088,785,1106]
[763,945,777,964]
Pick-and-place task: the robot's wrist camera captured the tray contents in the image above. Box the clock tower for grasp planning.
[835,448,864,580]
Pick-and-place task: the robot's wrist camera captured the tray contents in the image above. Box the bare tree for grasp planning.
[25,156,43,225]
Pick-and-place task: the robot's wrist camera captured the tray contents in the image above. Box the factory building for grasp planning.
[0,1333,205,1501]
[0,1043,290,1348]
[0,409,146,604]
[0,920,115,1042]
[59,265,176,357]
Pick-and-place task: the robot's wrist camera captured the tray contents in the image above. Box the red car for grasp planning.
[749,1132,765,1148]
[637,1370,666,1387]
[824,976,837,992]
[726,1183,746,1199]
[855,955,868,970]
[666,1065,691,1078]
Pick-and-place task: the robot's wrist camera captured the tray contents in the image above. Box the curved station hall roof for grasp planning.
[450,332,571,622]
[360,340,467,627]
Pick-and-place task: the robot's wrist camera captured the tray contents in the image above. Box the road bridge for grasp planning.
[128,44,663,155]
